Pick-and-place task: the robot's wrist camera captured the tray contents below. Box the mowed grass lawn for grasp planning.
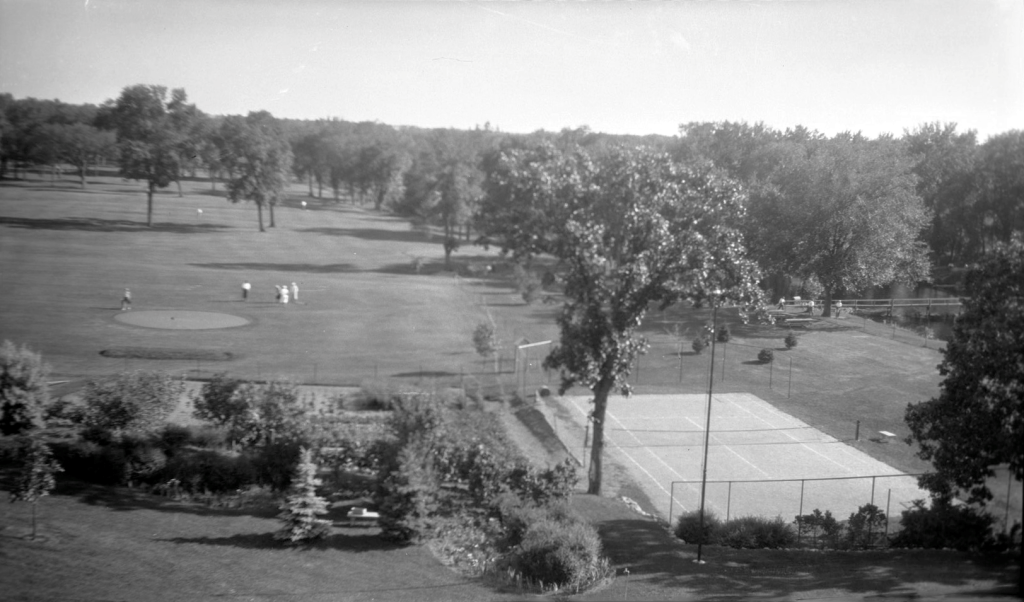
[0,177,514,385]
[0,481,522,602]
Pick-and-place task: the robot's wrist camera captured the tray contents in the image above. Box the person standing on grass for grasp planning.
[242,281,251,300]
[121,288,132,311]
[290,282,298,303]
[281,284,290,304]
[275,285,282,303]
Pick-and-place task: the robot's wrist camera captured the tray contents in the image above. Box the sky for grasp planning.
[1,0,1022,141]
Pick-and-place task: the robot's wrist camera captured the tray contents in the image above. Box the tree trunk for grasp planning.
[176,179,183,197]
[269,202,276,228]
[31,501,37,540]
[308,173,314,197]
[317,176,323,199]
[257,201,265,232]
[147,182,155,227]
[822,287,833,317]
[79,166,86,188]
[587,378,615,495]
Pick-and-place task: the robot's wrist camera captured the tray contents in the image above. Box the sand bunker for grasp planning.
[114,310,249,330]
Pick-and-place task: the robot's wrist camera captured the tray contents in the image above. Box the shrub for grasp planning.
[674,509,721,544]
[81,371,183,435]
[890,499,997,551]
[784,331,798,349]
[846,504,887,549]
[691,336,708,355]
[716,324,731,343]
[376,438,447,542]
[796,509,841,548]
[513,265,542,305]
[758,348,774,364]
[495,495,607,592]
[349,380,404,411]
[160,449,256,493]
[0,340,50,435]
[192,373,246,427]
[250,440,303,491]
[472,322,499,360]
[718,516,796,549]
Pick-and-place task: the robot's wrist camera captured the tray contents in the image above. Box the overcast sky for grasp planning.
[1,0,1022,141]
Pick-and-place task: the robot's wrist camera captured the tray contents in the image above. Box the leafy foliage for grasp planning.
[890,499,997,551]
[81,371,183,436]
[717,516,796,549]
[716,324,731,343]
[784,331,798,349]
[758,348,774,364]
[905,236,1024,504]
[9,438,63,539]
[219,111,293,231]
[0,340,50,435]
[674,509,722,544]
[191,373,246,428]
[482,142,765,494]
[691,336,708,355]
[275,448,331,545]
[795,509,841,549]
[845,503,887,549]
[112,84,183,226]
[472,322,499,360]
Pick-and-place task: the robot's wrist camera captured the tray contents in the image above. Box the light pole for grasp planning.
[695,293,720,564]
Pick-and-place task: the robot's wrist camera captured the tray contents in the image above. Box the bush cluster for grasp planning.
[890,499,999,551]
[492,494,609,593]
[674,510,797,549]
[758,348,775,363]
[784,331,798,349]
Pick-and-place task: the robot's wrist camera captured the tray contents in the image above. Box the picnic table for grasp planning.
[346,506,380,526]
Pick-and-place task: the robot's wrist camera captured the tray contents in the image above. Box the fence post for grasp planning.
[668,482,675,527]
[721,342,726,381]
[726,481,732,521]
[798,479,805,544]
[788,358,792,398]
[855,420,860,441]
[1005,476,1013,534]
[870,476,877,506]
[884,488,892,543]
[583,423,590,470]
[769,358,773,389]
[678,342,684,384]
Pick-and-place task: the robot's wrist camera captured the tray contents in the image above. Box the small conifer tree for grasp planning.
[10,438,63,539]
[275,447,331,545]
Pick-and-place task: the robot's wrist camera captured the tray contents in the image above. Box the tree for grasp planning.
[481,143,765,494]
[81,371,183,435]
[275,447,331,545]
[472,322,500,372]
[974,131,1024,251]
[905,235,1024,504]
[38,123,115,187]
[9,438,63,540]
[229,381,307,448]
[903,123,980,265]
[748,135,931,316]
[112,85,183,226]
[191,373,246,428]
[424,159,482,269]
[219,111,293,232]
[0,340,50,436]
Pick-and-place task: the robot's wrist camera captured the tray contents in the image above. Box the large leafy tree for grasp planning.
[482,143,764,494]
[0,341,50,436]
[748,135,931,316]
[903,123,980,266]
[112,85,183,226]
[38,123,115,188]
[9,438,63,540]
[905,236,1024,504]
[219,111,293,231]
[974,131,1024,252]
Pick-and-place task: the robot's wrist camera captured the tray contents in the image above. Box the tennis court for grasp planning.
[550,393,929,525]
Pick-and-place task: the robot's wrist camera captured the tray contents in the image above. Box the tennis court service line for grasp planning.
[722,395,860,475]
[685,411,772,479]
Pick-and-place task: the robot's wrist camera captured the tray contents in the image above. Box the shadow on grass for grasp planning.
[392,370,458,378]
[57,480,278,519]
[0,216,232,234]
[191,262,358,274]
[298,227,430,244]
[160,531,401,553]
[589,514,1019,600]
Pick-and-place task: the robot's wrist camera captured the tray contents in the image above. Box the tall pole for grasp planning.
[696,298,719,564]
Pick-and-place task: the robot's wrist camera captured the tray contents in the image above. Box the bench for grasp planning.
[879,431,896,438]
[783,318,813,324]
[346,507,380,526]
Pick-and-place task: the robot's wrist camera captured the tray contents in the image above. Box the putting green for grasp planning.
[114,310,249,330]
